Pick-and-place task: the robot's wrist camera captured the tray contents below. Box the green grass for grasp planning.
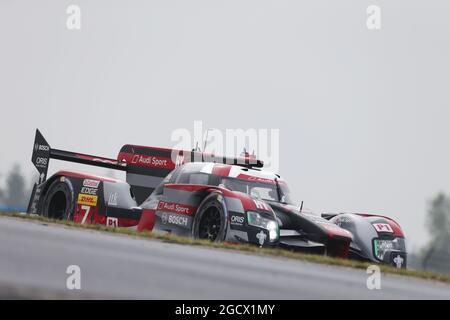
[1,211,450,284]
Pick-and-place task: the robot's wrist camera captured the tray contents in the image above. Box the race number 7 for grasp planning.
[80,205,91,224]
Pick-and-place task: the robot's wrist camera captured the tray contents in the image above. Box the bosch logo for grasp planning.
[161,213,188,227]
[168,215,188,227]
[35,144,49,152]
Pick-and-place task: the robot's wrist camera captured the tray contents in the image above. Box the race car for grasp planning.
[27,129,407,268]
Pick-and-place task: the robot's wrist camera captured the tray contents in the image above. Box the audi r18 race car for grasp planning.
[27,129,407,268]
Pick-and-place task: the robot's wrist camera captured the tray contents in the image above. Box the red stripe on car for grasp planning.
[137,209,156,232]
[236,174,276,185]
[212,164,232,177]
[56,170,119,183]
[357,213,405,237]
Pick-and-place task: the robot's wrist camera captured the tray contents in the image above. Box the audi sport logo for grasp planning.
[157,201,195,215]
[131,155,171,168]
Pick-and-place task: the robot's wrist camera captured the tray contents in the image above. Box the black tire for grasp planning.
[42,177,75,220]
[192,193,228,242]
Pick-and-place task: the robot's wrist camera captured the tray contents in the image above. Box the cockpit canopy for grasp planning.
[153,162,293,204]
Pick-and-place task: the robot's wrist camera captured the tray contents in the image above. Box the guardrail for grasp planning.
[0,205,27,213]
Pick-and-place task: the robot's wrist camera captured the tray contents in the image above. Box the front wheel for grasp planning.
[192,193,228,242]
[42,177,75,220]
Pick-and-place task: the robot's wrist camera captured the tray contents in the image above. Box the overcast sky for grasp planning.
[1,0,450,250]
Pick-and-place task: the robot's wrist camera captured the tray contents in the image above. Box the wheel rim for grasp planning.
[198,205,222,241]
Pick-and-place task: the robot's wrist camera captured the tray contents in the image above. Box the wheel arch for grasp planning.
[41,175,77,219]
[191,190,230,241]
[37,173,71,214]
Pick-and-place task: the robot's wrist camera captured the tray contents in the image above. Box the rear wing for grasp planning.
[31,129,264,203]
[31,129,126,185]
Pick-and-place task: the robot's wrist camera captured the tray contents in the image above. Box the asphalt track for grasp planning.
[0,216,449,299]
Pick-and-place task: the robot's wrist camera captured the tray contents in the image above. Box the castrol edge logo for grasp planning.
[83,179,100,188]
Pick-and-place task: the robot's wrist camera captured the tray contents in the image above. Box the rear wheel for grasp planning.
[43,177,75,220]
[193,193,227,241]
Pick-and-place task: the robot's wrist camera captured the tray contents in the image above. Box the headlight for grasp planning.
[247,211,279,242]
[373,238,405,260]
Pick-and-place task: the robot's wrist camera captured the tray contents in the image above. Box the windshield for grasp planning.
[278,181,294,204]
[219,177,293,204]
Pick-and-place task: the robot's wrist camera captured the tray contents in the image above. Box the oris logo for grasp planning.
[36,157,48,166]
[231,215,244,225]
